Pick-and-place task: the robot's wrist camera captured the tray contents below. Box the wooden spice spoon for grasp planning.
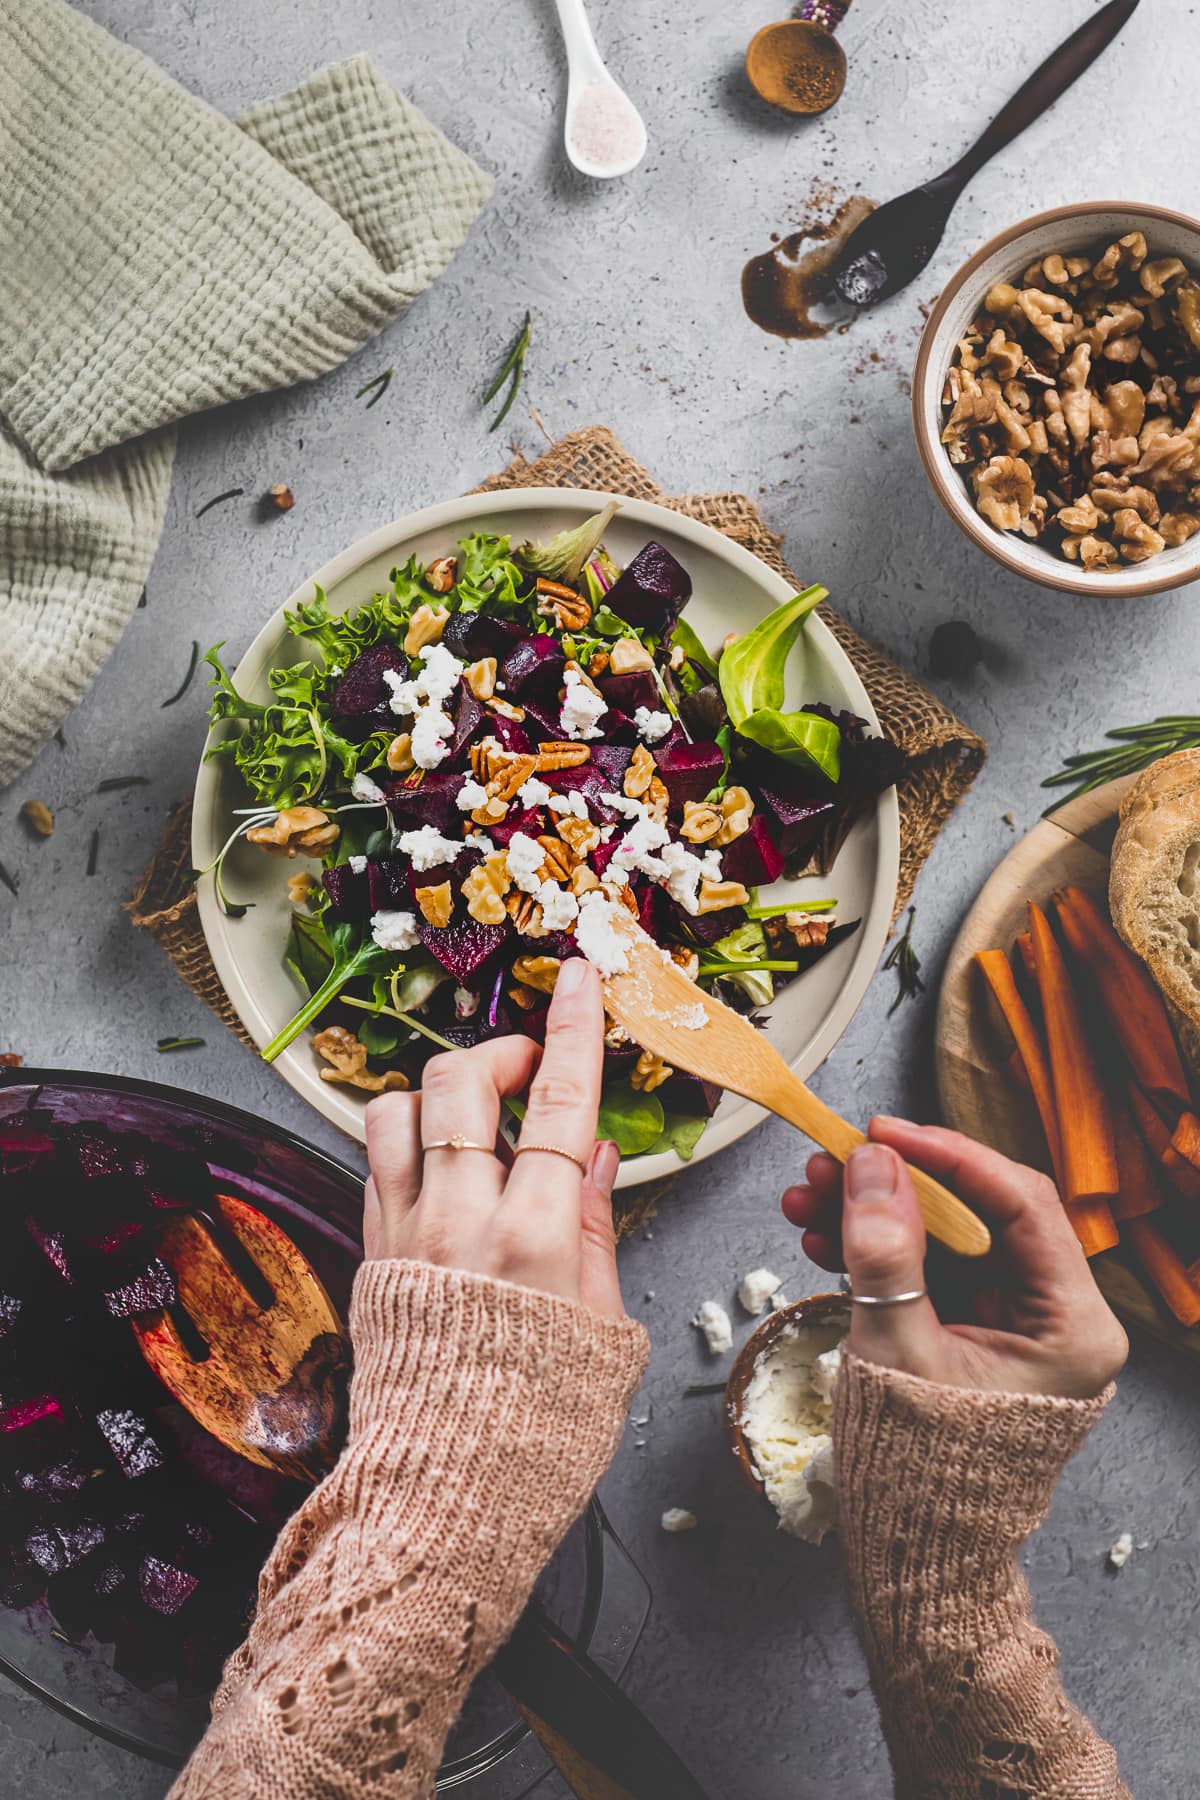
[602,912,991,1257]
[133,1196,712,1799]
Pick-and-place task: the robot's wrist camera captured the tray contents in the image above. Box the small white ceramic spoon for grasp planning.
[552,0,647,179]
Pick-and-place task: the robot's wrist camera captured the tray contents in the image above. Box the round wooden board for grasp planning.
[935,775,1200,1357]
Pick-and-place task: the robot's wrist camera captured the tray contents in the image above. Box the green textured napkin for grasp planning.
[0,0,493,786]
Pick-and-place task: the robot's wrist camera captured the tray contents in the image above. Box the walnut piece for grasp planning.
[680,802,722,844]
[631,1050,673,1093]
[20,800,53,837]
[624,743,656,799]
[403,604,449,655]
[312,1026,409,1093]
[415,881,453,928]
[1160,511,1200,547]
[536,741,591,772]
[973,456,1035,531]
[287,870,317,907]
[696,877,750,915]
[715,786,754,846]
[425,556,457,593]
[463,855,511,925]
[247,806,339,859]
[464,657,497,700]
[511,955,561,994]
[487,696,526,723]
[386,732,414,772]
[537,836,575,883]
[785,913,831,948]
[608,638,654,674]
[556,812,601,859]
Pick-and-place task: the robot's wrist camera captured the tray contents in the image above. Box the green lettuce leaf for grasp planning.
[517,503,618,583]
[718,585,827,724]
[597,1079,665,1155]
[671,618,719,681]
[736,707,841,782]
[647,1111,709,1161]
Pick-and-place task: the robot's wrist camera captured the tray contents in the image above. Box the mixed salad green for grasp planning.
[204,509,903,1158]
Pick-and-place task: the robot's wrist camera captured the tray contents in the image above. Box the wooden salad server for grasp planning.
[133,1196,712,1800]
[603,913,992,1258]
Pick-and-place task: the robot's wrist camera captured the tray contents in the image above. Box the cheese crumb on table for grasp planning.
[737,1268,783,1316]
[1108,1531,1134,1570]
[692,1300,733,1354]
[660,1508,698,1533]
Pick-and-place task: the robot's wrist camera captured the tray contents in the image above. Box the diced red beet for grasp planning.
[140,1553,199,1617]
[15,1455,93,1502]
[418,913,508,984]
[0,1546,43,1609]
[637,882,672,939]
[598,708,637,747]
[450,682,486,758]
[384,768,462,836]
[330,644,407,739]
[0,1123,56,1178]
[592,837,621,881]
[657,1070,722,1117]
[489,711,535,756]
[322,862,371,922]
[49,1550,132,1641]
[65,1124,126,1184]
[501,634,565,702]
[544,765,626,824]
[512,693,562,743]
[587,744,635,785]
[718,815,785,889]
[367,856,412,913]
[653,741,725,813]
[405,846,480,907]
[489,806,545,848]
[751,762,838,860]
[441,610,525,662]
[97,1407,166,1482]
[597,669,661,717]
[123,1139,206,1213]
[0,1289,21,1346]
[605,542,692,631]
[670,902,745,946]
[103,1257,177,1321]
[24,1215,73,1284]
[26,1514,106,1576]
[1,1394,71,1469]
[536,932,584,963]
[603,1042,640,1079]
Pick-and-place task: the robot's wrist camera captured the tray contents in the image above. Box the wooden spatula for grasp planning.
[131,1193,351,1484]
[603,912,991,1257]
[133,1195,712,1800]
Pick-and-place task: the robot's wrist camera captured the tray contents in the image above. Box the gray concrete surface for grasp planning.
[3,0,1198,1793]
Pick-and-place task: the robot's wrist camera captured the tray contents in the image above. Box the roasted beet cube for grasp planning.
[0,1394,72,1471]
[542,765,626,824]
[140,1552,200,1618]
[751,762,838,860]
[419,913,507,984]
[657,1070,722,1117]
[64,1124,126,1184]
[588,744,636,786]
[24,1214,73,1285]
[323,861,371,922]
[637,882,672,940]
[450,683,486,758]
[0,1121,56,1179]
[718,815,785,889]
[489,710,535,756]
[330,644,407,740]
[49,1548,132,1641]
[366,854,411,914]
[441,610,525,662]
[597,669,661,717]
[677,681,729,742]
[501,634,565,701]
[26,1513,106,1576]
[0,1289,21,1346]
[103,1256,176,1320]
[14,1455,93,1503]
[0,1545,43,1609]
[512,694,563,743]
[489,806,545,848]
[671,902,745,946]
[123,1138,207,1213]
[652,740,725,813]
[385,768,462,837]
[591,837,621,881]
[96,1407,166,1482]
[605,542,692,631]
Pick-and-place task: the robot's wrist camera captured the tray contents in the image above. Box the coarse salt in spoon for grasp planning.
[553,0,647,179]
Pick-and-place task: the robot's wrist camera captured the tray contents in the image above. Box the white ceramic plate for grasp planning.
[193,490,900,1185]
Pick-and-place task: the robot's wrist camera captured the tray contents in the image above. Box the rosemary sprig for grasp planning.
[1041,715,1200,812]
[161,640,200,708]
[97,776,150,793]
[196,487,245,518]
[0,859,18,897]
[683,1381,727,1397]
[156,1036,206,1053]
[355,367,394,409]
[883,906,924,1015]
[485,311,531,431]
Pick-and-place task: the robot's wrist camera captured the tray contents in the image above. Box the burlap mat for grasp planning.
[130,427,986,1218]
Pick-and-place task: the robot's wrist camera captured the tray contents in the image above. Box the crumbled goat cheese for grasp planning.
[454,986,480,1019]
[538,880,580,932]
[351,772,385,803]
[416,642,465,709]
[676,1002,708,1031]
[601,790,649,821]
[411,707,453,769]
[660,839,715,914]
[692,1300,733,1354]
[1108,1531,1134,1570]
[560,665,607,740]
[383,669,420,716]
[741,1317,847,1543]
[575,891,631,976]
[370,910,420,952]
[660,1508,697,1534]
[768,1289,791,1311]
[466,831,496,854]
[634,706,673,743]
[397,826,465,871]
[613,811,671,878]
[504,831,545,895]
[456,777,489,811]
[548,790,589,818]
[348,854,368,875]
[738,1268,783,1316]
[517,776,553,809]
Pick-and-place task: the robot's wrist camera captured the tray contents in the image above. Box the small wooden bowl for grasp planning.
[723,1291,850,1502]
[745,20,847,116]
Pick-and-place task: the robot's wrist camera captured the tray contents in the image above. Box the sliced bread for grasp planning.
[1110,748,1200,1037]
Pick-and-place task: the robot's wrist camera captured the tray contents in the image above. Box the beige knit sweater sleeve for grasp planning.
[167,1259,648,1799]
[835,1350,1131,1799]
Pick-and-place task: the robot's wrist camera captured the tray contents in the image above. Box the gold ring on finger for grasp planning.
[423,1134,494,1154]
[513,1143,589,1175]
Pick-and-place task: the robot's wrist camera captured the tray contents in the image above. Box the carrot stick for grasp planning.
[1128,1084,1200,1203]
[1008,1048,1032,1094]
[1065,1196,1121,1257]
[1054,884,1192,1118]
[1013,931,1037,987]
[1169,1111,1200,1172]
[976,948,1064,1192]
[1125,1216,1200,1328]
[1111,1094,1165,1221]
[1028,902,1119,1218]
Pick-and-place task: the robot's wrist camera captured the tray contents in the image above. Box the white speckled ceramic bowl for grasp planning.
[913,201,1200,599]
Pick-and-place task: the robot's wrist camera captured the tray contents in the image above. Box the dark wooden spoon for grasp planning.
[829,0,1141,309]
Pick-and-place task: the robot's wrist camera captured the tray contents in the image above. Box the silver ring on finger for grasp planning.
[848,1285,928,1308]
[513,1142,589,1175]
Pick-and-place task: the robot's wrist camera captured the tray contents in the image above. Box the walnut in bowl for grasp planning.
[914,204,1200,598]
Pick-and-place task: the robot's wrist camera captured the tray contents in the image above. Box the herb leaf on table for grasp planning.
[484,311,531,430]
[883,907,924,1015]
[1042,716,1200,811]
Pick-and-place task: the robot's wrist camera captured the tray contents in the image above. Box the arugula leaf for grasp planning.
[262,920,395,1063]
[718,585,827,724]
[647,1111,709,1161]
[356,1014,404,1057]
[591,604,637,639]
[597,1079,665,1155]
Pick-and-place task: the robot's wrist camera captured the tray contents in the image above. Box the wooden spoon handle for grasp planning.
[766,1072,992,1257]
